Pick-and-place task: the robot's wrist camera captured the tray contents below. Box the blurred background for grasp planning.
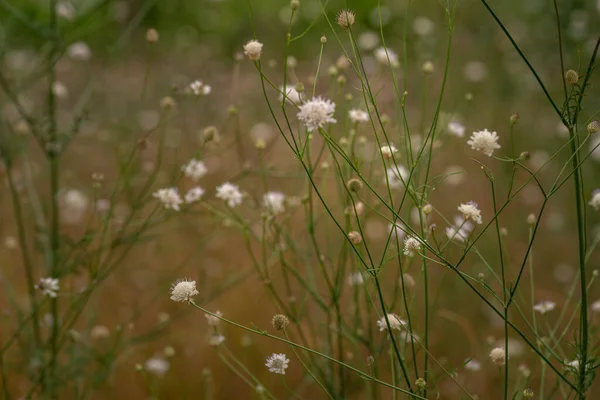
[2,0,600,399]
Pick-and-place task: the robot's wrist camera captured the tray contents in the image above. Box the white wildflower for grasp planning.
[35,277,60,298]
[169,279,199,302]
[349,109,369,123]
[280,85,303,105]
[243,40,263,61]
[458,202,483,224]
[589,190,600,211]
[374,47,399,67]
[566,359,579,371]
[216,182,243,208]
[389,222,407,241]
[347,272,364,286]
[263,191,286,215]
[145,357,170,377]
[403,236,422,256]
[67,41,91,61]
[380,144,398,160]
[376,314,406,331]
[533,301,556,315]
[489,347,506,366]
[184,187,205,203]
[205,311,223,326]
[265,353,290,375]
[153,188,183,211]
[56,2,76,20]
[467,129,501,157]
[90,325,110,340]
[386,166,409,190]
[182,159,208,181]
[445,216,474,242]
[465,359,482,372]
[591,300,600,312]
[188,80,211,96]
[209,335,226,347]
[297,96,337,132]
[447,121,465,138]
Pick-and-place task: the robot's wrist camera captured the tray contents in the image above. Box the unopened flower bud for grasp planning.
[348,231,362,245]
[587,120,599,134]
[510,113,519,124]
[526,213,536,225]
[519,151,530,160]
[347,178,363,192]
[290,0,300,10]
[320,36,327,44]
[422,204,433,215]
[146,28,159,43]
[565,69,579,85]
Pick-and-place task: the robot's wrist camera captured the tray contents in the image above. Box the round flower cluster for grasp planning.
[467,129,501,157]
[297,96,337,132]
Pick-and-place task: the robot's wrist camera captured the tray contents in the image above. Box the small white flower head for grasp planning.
[184,187,205,204]
[265,353,290,375]
[464,359,481,372]
[518,364,531,377]
[67,41,91,61]
[216,182,243,208]
[403,236,422,256]
[169,279,199,302]
[380,144,398,160]
[52,82,69,99]
[297,96,337,132]
[153,188,183,211]
[386,165,409,189]
[36,277,60,298]
[447,121,465,138]
[243,40,263,61]
[182,159,208,181]
[187,80,211,96]
[533,301,556,315]
[566,359,579,371]
[336,9,356,29]
[56,2,76,20]
[205,311,223,326]
[591,300,600,312]
[376,314,406,331]
[374,47,399,67]
[348,231,363,245]
[349,109,369,123]
[209,334,225,347]
[389,222,406,241]
[589,189,600,211]
[467,129,501,157]
[145,357,170,377]
[445,216,474,242]
[263,191,286,215]
[489,347,506,366]
[346,272,364,286]
[90,325,110,340]
[458,201,483,225]
[280,85,303,105]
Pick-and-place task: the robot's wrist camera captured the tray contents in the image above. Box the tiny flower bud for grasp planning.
[366,355,375,366]
[135,363,143,372]
[328,66,339,76]
[228,105,238,115]
[345,93,353,101]
[348,231,362,245]
[478,272,485,281]
[526,213,536,225]
[320,36,327,44]
[271,314,290,331]
[587,120,599,134]
[347,178,363,192]
[146,28,159,43]
[421,61,434,74]
[519,151,530,160]
[336,9,356,29]
[523,388,534,398]
[565,69,579,85]
[295,82,305,93]
[422,204,433,215]
[510,113,519,124]
[415,378,427,390]
[290,0,300,10]
[337,75,346,85]
[160,96,176,110]
[203,126,220,143]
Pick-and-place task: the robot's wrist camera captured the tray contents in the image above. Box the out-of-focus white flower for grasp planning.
[389,222,406,241]
[209,335,225,347]
[458,201,483,224]
[67,42,91,61]
[489,347,506,366]
[413,16,434,36]
[589,190,600,211]
[386,165,409,189]
[263,191,286,215]
[349,109,369,123]
[56,2,76,20]
[374,47,399,67]
[91,325,110,340]
[464,61,488,82]
[280,85,303,105]
[376,314,406,331]
[52,82,69,99]
[297,97,337,132]
[533,301,556,315]
[60,189,89,224]
[445,216,474,242]
[35,277,59,298]
[182,159,208,181]
[380,144,398,160]
[347,272,364,286]
[188,80,211,96]
[184,187,205,203]
[205,311,223,326]
[170,279,199,302]
[145,357,170,377]
[216,182,243,208]
[265,353,290,374]
[464,359,481,371]
[447,121,465,138]
[153,188,183,211]
[591,300,600,312]
[467,129,501,157]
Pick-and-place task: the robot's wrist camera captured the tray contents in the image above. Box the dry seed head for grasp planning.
[347,178,363,192]
[348,231,363,245]
[160,96,176,110]
[523,388,534,398]
[271,314,289,331]
[146,28,159,43]
[565,69,579,84]
[415,378,427,390]
[337,10,356,29]
[366,355,375,366]
[290,0,300,10]
[587,120,599,134]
